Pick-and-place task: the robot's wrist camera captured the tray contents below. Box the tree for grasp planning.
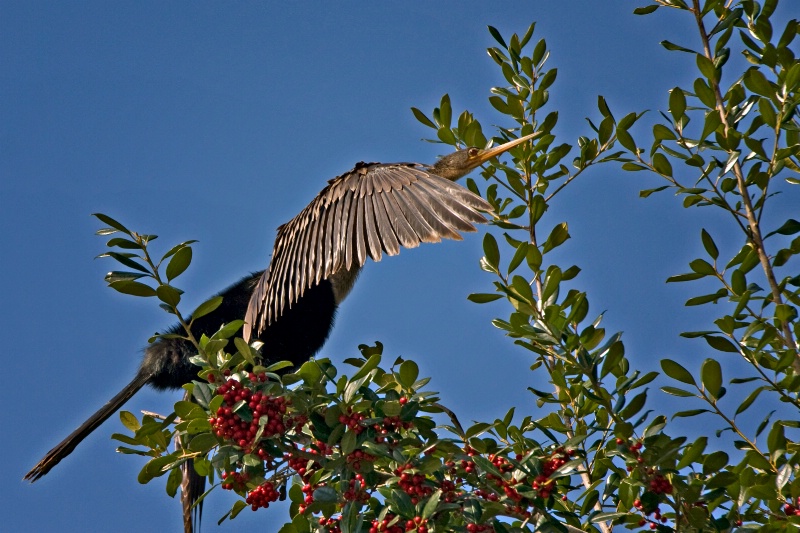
[95,1,798,531]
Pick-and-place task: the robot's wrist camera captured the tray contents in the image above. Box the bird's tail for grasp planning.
[24,370,151,482]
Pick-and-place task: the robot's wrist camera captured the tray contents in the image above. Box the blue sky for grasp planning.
[2,2,796,531]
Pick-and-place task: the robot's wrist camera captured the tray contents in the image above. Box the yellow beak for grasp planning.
[473,131,540,165]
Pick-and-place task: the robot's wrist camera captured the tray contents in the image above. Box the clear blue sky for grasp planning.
[2,2,795,531]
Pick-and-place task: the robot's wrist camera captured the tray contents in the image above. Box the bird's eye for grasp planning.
[468,148,479,157]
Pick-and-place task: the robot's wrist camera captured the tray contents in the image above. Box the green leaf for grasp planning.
[702,451,729,474]
[653,124,676,141]
[166,246,192,282]
[165,463,182,497]
[661,41,695,54]
[421,490,441,519]
[351,353,381,381]
[640,185,669,197]
[743,68,775,97]
[104,271,147,283]
[669,87,686,119]
[438,94,452,129]
[156,284,181,308]
[674,408,711,418]
[694,78,716,107]
[312,486,339,503]
[701,358,723,399]
[616,128,636,152]
[233,337,256,366]
[661,359,696,386]
[597,95,612,118]
[704,335,739,353]
[542,222,569,253]
[634,5,659,15]
[652,153,673,177]
[507,242,529,275]
[696,54,717,81]
[100,252,150,274]
[700,229,719,259]
[211,320,243,341]
[398,360,419,389]
[410,107,436,129]
[106,237,142,250]
[735,386,766,416]
[341,429,357,455]
[482,233,500,270]
[467,293,503,303]
[93,213,130,234]
[689,259,715,275]
[766,219,800,238]
[685,289,727,306]
[191,296,223,320]
[120,411,141,432]
[109,280,157,297]
[620,390,647,420]
[487,25,507,49]
[677,436,707,469]
[661,386,695,397]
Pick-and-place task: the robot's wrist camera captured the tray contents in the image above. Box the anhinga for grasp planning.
[24,132,536,513]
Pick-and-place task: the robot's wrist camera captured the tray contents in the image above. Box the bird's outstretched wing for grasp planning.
[244,162,491,340]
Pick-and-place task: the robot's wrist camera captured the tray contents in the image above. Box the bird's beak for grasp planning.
[474,131,540,165]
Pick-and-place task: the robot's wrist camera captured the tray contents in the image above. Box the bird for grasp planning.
[243,132,537,343]
[24,132,536,519]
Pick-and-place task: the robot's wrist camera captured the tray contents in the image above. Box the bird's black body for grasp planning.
[257,278,338,367]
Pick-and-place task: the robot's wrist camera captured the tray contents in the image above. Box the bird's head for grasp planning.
[429,131,539,181]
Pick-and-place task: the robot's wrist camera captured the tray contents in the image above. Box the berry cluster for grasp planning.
[634,497,669,529]
[220,470,249,491]
[342,474,370,503]
[395,464,434,504]
[531,447,574,499]
[439,478,461,503]
[617,438,645,469]
[404,516,429,533]
[465,524,495,532]
[339,410,367,434]
[318,515,342,533]
[285,441,340,514]
[369,514,428,533]
[648,473,673,495]
[484,453,523,503]
[299,481,317,512]
[375,415,414,443]
[784,496,800,516]
[346,449,376,471]
[369,514,404,533]
[457,446,477,475]
[245,480,280,511]
[209,378,290,452]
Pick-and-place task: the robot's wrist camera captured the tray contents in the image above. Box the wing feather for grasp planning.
[390,188,438,242]
[378,190,420,249]
[363,189,382,261]
[244,162,490,340]
[371,192,400,256]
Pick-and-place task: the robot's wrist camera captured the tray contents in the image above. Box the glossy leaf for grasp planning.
[700,358,722,399]
[191,296,223,320]
[482,233,500,271]
[109,280,157,297]
[93,212,130,233]
[661,359,696,386]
